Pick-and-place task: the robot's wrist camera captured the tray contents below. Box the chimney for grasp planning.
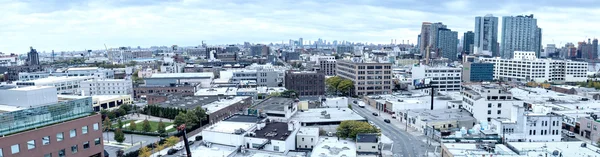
[287,121,295,131]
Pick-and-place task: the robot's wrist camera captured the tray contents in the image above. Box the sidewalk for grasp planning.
[126,113,173,122]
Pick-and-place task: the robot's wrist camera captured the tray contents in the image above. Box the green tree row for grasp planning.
[173,106,208,130]
[336,120,380,139]
[325,76,354,96]
[144,105,186,119]
[100,104,134,121]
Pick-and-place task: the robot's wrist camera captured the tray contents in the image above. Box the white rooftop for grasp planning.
[290,108,365,124]
[92,95,131,102]
[204,96,250,114]
[204,121,256,134]
[195,87,237,96]
[444,142,599,157]
[67,67,99,71]
[190,144,237,157]
[510,87,600,110]
[297,127,319,136]
[20,76,92,84]
[150,72,213,78]
[0,104,25,112]
[9,85,55,91]
[311,137,357,157]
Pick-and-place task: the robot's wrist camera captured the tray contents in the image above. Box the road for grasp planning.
[350,98,435,157]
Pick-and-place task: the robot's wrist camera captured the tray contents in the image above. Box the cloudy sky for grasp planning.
[1,0,599,54]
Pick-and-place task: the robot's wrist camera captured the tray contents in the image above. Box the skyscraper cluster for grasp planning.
[474,14,498,56]
[500,14,542,59]
[418,22,459,61]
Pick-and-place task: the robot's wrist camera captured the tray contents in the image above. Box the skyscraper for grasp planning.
[500,14,540,58]
[438,28,459,61]
[27,46,40,66]
[419,22,432,54]
[429,22,447,55]
[593,39,598,59]
[474,14,499,56]
[463,31,475,55]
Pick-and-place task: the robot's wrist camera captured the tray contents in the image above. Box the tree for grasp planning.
[114,128,126,144]
[107,111,116,120]
[336,121,379,139]
[116,108,127,117]
[325,76,342,93]
[157,120,166,135]
[119,104,132,113]
[138,146,151,157]
[117,119,124,129]
[194,106,207,125]
[173,112,187,127]
[129,121,137,131]
[126,61,138,67]
[337,79,354,96]
[185,111,200,128]
[103,118,112,143]
[347,104,353,110]
[269,92,281,97]
[142,119,152,132]
[281,90,298,98]
[165,136,180,147]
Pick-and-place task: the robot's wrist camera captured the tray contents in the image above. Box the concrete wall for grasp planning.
[202,131,245,146]
[356,142,378,153]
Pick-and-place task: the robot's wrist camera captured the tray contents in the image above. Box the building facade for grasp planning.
[0,65,44,81]
[81,79,133,96]
[480,51,588,82]
[318,60,336,76]
[500,14,541,58]
[411,65,461,91]
[491,106,562,142]
[16,76,94,95]
[462,84,523,122]
[474,14,499,56]
[462,62,494,82]
[27,47,40,66]
[284,71,325,96]
[336,59,393,96]
[437,28,459,61]
[132,85,196,99]
[462,31,474,55]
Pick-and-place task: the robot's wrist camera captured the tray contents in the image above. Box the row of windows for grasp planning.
[529,129,560,136]
[0,123,100,157]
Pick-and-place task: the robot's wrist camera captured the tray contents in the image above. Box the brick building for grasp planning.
[284,71,325,96]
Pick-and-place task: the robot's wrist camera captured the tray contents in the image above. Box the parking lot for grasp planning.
[102,132,162,157]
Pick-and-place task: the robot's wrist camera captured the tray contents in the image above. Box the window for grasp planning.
[0,148,2,157]
[358,146,361,149]
[83,141,90,149]
[82,126,88,134]
[594,125,597,131]
[59,149,65,157]
[44,153,52,157]
[497,110,502,114]
[302,138,304,141]
[498,103,502,108]
[487,110,491,114]
[11,144,19,154]
[42,136,50,145]
[488,103,492,108]
[311,138,313,142]
[27,140,35,150]
[372,146,376,149]
[57,132,64,141]
[93,123,99,131]
[70,129,77,138]
[71,145,78,154]
[95,138,101,145]
[273,146,279,151]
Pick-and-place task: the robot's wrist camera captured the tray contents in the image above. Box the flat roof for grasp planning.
[204,121,256,134]
[356,133,378,143]
[190,144,237,157]
[311,137,357,157]
[445,142,600,156]
[9,86,55,91]
[224,114,265,123]
[253,122,292,141]
[19,76,92,84]
[253,97,295,112]
[290,108,365,123]
[67,67,98,71]
[406,109,475,123]
[149,72,213,79]
[195,87,238,96]
[297,127,319,136]
[0,104,25,112]
[204,96,250,114]
[92,95,131,102]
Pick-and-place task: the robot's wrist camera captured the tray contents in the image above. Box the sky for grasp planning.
[1,0,600,54]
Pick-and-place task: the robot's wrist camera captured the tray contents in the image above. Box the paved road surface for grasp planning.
[351,98,436,157]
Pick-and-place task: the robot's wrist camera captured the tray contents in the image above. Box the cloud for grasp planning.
[0,0,599,53]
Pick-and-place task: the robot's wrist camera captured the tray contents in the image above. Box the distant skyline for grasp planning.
[1,0,600,53]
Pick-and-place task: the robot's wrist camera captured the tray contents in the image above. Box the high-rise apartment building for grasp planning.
[577,40,596,59]
[593,39,599,59]
[474,15,499,56]
[419,22,432,54]
[250,44,270,57]
[480,51,588,82]
[544,44,557,58]
[336,58,393,96]
[462,31,475,55]
[429,22,447,55]
[27,47,40,66]
[437,28,459,61]
[500,14,541,58]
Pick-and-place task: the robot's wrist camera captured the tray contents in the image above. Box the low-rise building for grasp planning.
[81,79,133,96]
[284,71,325,96]
[398,109,476,133]
[577,114,600,143]
[144,73,213,88]
[289,108,366,126]
[296,127,319,149]
[356,133,379,155]
[311,137,357,157]
[148,95,252,124]
[251,97,298,121]
[133,84,196,99]
[90,95,132,111]
[462,83,522,122]
[489,106,562,142]
[0,65,44,81]
[16,76,94,95]
[442,141,597,157]
[411,65,461,91]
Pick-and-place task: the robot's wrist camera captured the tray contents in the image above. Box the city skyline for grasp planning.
[1,0,600,53]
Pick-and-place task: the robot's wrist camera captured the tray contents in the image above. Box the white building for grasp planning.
[81,79,133,96]
[489,105,562,142]
[322,97,349,108]
[411,65,461,91]
[0,56,18,67]
[462,83,523,122]
[480,51,588,82]
[160,62,185,73]
[66,67,115,78]
[311,137,357,157]
[0,85,58,107]
[15,76,94,95]
[296,127,319,149]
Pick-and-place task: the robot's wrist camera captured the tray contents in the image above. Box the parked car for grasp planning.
[167,149,178,155]
[567,132,576,138]
[392,116,397,119]
[372,112,379,116]
[173,145,184,151]
[384,119,391,123]
[188,140,195,145]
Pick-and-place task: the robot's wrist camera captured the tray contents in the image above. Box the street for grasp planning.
[350,98,437,157]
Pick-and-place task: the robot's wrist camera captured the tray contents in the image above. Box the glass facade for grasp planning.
[0,97,93,136]
[470,63,494,82]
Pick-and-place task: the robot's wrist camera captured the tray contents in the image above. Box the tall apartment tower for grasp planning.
[474,14,499,57]
[419,22,432,54]
[463,31,475,55]
[500,14,541,59]
[437,28,459,61]
[27,46,40,66]
[429,22,447,56]
[593,39,599,59]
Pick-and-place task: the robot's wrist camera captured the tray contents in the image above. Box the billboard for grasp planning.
[413,78,431,87]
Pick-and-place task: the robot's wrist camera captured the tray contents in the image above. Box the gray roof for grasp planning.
[155,95,220,109]
[407,109,475,123]
[253,97,295,112]
[224,114,265,123]
[356,133,378,143]
[253,122,292,141]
